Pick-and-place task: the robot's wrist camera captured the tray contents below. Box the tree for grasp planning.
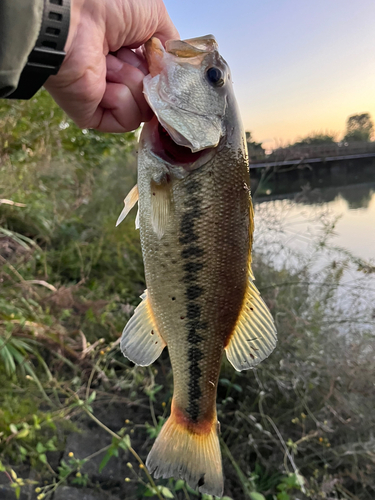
[292,132,336,147]
[343,113,373,142]
[246,131,265,161]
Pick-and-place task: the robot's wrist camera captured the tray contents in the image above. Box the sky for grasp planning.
[163,0,375,149]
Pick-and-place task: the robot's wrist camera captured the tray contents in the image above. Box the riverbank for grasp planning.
[1,93,374,500]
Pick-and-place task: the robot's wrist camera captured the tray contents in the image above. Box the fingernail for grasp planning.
[106,55,123,72]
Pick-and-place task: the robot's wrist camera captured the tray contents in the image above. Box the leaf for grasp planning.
[39,453,47,464]
[219,378,231,387]
[99,451,112,473]
[45,438,57,451]
[14,485,21,500]
[174,480,185,491]
[145,384,164,402]
[19,446,28,457]
[232,383,243,393]
[119,434,131,450]
[87,391,96,404]
[16,428,30,439]
[145,416,165,439]
[185,484,199,496]
[9,424,18,434]
[58,461,72,480]
[159,486,174,498]
[36,442,46,454]
[249,493,266,500]
[143,486,157,497]
[277,492,290,500]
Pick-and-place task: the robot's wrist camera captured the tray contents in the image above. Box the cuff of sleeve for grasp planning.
[6,0,70,100]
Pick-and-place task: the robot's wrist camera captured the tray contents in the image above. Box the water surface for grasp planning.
[253,183,375,262]
[250,162,375,328]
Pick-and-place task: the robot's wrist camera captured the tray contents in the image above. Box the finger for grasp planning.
[123,2,179,49]
[93,82,143,133]
[45,68,106,129]
[154,1,180,44]
[106,54,153,121]
[116,48,148,76]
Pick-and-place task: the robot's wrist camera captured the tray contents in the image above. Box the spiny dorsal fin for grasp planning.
[120,290,166,366]
[116,184,139,227]
[225,279,277,371]
[150,180,171,239]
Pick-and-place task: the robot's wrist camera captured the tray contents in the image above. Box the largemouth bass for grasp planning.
[117,35,277,497]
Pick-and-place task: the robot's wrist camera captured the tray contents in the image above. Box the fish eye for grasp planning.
[206,67,224,87]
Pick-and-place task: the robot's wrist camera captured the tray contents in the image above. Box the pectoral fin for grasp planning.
[225,280,277,371]
[116,184,139,227]
[120,290,166,366]
[150,180,171,239]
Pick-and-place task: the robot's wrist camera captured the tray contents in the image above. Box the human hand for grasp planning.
[44,0,178,132]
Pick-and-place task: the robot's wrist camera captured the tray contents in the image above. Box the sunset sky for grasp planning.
[164,0,375,149]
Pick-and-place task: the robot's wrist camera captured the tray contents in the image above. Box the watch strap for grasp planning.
[7,0,70,100]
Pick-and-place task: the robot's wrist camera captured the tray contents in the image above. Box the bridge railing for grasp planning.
[253,141,375,163]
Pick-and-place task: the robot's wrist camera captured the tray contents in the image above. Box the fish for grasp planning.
[117,34,277,497]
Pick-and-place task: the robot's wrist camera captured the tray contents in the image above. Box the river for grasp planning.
[250,160,375,331]
[253,182,375,262]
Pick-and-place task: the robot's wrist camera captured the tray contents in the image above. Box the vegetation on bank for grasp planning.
[247,112,374,159]
[0,92,374,500]
[291,113,374,147]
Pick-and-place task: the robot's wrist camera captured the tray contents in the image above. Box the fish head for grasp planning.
[142,35,241,171]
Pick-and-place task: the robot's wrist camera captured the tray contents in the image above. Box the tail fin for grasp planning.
[146,403,223,497]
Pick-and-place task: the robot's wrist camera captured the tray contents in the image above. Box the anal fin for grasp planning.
[120,290,166,366]
[116,184,139,227]
[225,280,277,371]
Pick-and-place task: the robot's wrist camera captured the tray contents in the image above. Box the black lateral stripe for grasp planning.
[184,261,204,274]
[184,179,200,194]
[187,346,203,420]
[180,180,206,422]
[187,302,201,320]
[186,284,203,301]
[187,323,203,344]
[181,246,204,259]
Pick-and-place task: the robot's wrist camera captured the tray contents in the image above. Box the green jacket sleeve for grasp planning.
[0,0,43,97]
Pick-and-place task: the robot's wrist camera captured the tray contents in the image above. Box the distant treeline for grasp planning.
[247,112,374,161]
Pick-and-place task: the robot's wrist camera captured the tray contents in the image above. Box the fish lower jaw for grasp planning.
[143,117,216,172]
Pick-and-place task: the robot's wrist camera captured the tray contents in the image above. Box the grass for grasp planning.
[0,91,374,500]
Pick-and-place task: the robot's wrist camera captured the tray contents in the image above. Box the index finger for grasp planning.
[153,4,179,45]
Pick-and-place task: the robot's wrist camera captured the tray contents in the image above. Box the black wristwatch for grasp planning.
[7,0,71,100]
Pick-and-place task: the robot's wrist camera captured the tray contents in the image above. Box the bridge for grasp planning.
[249,141,375,169]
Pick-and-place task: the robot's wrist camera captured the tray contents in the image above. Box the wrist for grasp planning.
[63,0,85,55]
[7,0,71,100]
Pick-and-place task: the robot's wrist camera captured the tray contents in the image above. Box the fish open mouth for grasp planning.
[145,117,215,170]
